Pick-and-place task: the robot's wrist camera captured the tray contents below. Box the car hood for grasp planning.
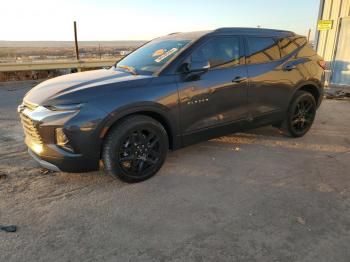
[24,68,154,106]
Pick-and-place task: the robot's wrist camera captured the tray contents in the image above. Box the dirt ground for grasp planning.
[1,81,350,262]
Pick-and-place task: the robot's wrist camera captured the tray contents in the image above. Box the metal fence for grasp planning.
[0,59,121,72]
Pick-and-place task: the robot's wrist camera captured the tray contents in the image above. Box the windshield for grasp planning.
[116,39,192,75]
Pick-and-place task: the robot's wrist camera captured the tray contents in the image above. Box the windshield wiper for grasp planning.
[116,65,138,75]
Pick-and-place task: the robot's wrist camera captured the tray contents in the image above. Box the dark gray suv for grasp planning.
[18,28,325,182]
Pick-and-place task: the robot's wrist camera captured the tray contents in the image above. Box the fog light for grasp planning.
[55,128,73,152]
[32,143,43,154]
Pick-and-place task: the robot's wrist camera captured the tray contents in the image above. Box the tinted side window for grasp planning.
[191,37,240,68]
[278,37,307,57]
[246,37,280,64]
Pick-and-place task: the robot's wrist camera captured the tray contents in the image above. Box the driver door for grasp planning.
[176,36,248,138]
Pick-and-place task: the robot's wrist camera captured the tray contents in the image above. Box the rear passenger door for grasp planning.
[245,36,304,120]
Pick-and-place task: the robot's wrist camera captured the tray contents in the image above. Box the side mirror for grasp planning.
[188,61,210,72]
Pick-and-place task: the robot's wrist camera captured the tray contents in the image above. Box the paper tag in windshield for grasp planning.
[152,49,165,57]
[155,48,178,63]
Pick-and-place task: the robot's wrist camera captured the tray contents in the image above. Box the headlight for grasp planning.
[45,103,84,111]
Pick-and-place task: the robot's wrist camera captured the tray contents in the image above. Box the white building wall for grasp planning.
[316,0,350,86]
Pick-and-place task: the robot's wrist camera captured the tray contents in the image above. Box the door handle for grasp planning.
[283,64,296,71]
[232,76,247,83]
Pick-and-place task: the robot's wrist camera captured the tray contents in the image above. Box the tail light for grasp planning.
[318,60,327,70]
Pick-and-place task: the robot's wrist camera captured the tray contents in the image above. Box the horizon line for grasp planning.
[0,39,148,42]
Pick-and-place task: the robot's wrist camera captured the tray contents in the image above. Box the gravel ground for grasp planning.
[1,81,350,262]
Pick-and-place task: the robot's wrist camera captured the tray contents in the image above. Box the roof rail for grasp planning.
[213,27,295,36]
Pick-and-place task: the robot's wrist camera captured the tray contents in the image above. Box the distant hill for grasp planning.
[0,41,146,48]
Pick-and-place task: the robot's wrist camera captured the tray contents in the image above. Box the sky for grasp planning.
[0,0,320,41]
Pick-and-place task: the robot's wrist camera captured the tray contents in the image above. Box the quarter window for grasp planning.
[190,37,240,69]
[278,37,307,57]
[246,37,281,64]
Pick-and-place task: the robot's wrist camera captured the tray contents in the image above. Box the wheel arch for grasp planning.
[298,84,320,105]
[99,104,179,152]
[291,81,323,107]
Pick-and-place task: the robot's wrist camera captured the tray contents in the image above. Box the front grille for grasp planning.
[23,101,38,111]
[20,113,42,144]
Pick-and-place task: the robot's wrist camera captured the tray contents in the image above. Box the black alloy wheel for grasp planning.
[291,97,315,133]
[102,115,168,183]
[118,129,161,176]
[280,90,317,137]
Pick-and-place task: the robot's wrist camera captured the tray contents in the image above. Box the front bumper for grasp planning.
[18,102,106,173]
[28,149,61,172]
[27,148,98,173]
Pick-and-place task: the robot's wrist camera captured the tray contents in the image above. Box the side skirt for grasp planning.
[180,111,284,148]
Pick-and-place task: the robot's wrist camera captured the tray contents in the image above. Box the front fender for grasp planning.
[104,102,176,131]
[96,101,180,151]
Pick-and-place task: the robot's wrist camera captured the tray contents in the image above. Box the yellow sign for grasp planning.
[317,20,333,30]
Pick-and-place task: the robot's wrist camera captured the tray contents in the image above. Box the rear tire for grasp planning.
[102,115,168,183]
[280,91,316,137]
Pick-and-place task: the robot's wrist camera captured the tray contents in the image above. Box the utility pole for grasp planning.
[74,21,80,61]
[307,28,312,42]
[99,43,101,60]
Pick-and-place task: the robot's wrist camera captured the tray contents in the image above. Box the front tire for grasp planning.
[102,115,168,183]
[280,91,316,137]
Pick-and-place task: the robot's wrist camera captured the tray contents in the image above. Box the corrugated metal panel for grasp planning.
[316,0,350,86]
[331,17,350,85]
[342,0,350,16]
